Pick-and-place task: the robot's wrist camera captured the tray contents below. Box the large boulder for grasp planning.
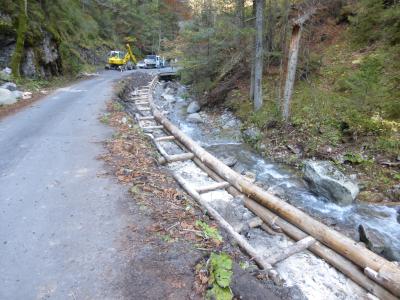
[303,160,359,205]
[0,88,18,105]
[1,82,17,91]
[187,113,203,123]
[187,101,201,114]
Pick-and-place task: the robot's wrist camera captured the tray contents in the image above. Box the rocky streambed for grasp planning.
[148,79,400,298]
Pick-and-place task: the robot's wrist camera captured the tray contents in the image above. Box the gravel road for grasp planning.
[0,70,157,299]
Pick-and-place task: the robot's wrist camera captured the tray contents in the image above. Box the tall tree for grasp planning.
[253,0,264,111]
[249,0,256,101]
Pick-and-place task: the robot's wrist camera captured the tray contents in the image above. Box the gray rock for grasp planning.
[161,93,175,103]
[242,127,261,142]
[233,162,246,174]
[11,90,23,99]
[358,224,385,255]
[186,113,203,123]
[2,67,12,75]
[387,184,400,201]
[244,171,256,183]
[187,101,200,114]
[303,160,359,205]
[220,155,237,167]
[0,88,18,105]
[1,82,17,91]
[222,118,239,130]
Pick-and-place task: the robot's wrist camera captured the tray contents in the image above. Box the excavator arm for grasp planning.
[124,44,137,65]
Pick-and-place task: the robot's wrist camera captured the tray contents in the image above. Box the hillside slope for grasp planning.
[0,0,186,78]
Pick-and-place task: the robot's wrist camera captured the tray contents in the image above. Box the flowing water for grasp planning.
[153,81,400,262]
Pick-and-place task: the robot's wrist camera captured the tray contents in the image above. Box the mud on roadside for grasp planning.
[98,71,302,299]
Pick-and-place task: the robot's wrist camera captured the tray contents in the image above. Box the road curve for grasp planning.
[0,70,140,299]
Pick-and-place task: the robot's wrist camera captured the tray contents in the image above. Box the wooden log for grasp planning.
[137,107,151,111]
[141,125,164,130]
[155,136,175,142]
[152,109,400,297]
[167,153,194,163]
[248,217,263,228]
[245,200,397,300]
[196,181,230,194]
[173,173,282,284]
[138,116,155,121]
[189,156,396,299]
[265,236,316,265]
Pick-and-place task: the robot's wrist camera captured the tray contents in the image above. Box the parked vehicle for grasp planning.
[144,55,165,69]
[137,60,146,69]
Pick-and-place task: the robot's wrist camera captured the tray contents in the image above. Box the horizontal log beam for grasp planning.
[138,116,155,121]
[155,136,175,142]
[141,126,164,130]
[167,153,194,162]
[196,181,230,194]
[265,236,316,265]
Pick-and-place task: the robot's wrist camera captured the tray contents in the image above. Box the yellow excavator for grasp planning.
[105,44,137,71]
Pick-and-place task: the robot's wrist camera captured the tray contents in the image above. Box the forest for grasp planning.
[0,1,399,204]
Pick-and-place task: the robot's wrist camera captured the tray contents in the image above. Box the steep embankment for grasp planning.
[224,4,400,204]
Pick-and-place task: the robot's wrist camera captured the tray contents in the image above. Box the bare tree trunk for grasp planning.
[253,0,264,111]
[277,0,290,109]
[282,8,315,121]
[236,0,245,28]
[249,0,256,101]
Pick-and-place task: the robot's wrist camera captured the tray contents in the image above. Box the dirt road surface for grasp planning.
[0,70,200,299]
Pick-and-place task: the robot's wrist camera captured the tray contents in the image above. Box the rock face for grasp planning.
[0,88,19,105]
[187,101,201,114]
[303,160,359,205]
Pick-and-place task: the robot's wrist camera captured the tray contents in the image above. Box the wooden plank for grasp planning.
[155,136,175,142]
[141,125,164,130]
[138,116,155,121]
[167,153,194,162]
[265,236,316,265]
[196,181,230,194]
